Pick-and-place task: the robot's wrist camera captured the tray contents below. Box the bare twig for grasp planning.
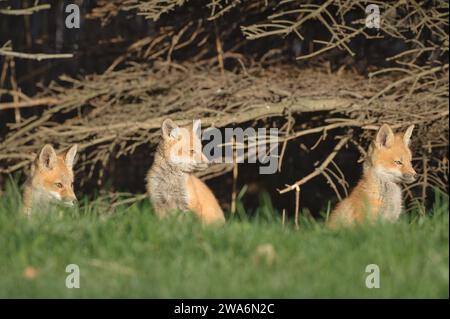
[279,136,351,194]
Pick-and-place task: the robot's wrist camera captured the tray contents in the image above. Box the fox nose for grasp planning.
[66,194,77,206]
[403,172,417,182]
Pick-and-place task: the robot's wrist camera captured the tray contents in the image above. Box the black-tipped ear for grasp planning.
[64,144,78,169]
[375,124,394,148]
[403,125,414,146]
[161,119,179,140]
[38,144,57,169]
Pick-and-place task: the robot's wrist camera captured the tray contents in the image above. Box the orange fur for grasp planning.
[186,175,225,224]
[146,119,225,225]
[23,144,78,215]
[328,124,417,228]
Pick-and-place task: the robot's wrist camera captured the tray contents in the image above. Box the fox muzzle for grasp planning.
[402,172,417,183]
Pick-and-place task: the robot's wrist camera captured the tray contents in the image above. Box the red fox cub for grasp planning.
[328,124,417,228]
[22,144,78,215]
[146,119,225,225]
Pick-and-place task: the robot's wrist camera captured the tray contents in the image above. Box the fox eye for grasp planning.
[394,160,403,165]
[55,182,63,189]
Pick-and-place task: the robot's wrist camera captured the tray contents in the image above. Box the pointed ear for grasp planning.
[375,124,394,148]
[403,125,415,146]
[38,144,57,170]
[64,144,78,169]
[161,119,179,140]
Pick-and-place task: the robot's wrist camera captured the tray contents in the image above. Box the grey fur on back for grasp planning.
[146,145,189,217]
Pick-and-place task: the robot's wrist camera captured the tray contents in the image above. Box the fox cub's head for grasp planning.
[31,144,78,206]
[159,118,209,172]
[368,124,417,184]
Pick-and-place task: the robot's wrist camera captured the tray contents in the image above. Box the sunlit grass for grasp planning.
[0,181,448,298]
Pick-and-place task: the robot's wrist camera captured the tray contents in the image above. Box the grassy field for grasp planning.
[0,182,448,298]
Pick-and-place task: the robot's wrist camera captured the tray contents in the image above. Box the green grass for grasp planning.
[0,182,448,298]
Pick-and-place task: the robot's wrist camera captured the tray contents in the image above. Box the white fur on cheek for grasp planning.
[49,191,62,201]
[375,167,402,183]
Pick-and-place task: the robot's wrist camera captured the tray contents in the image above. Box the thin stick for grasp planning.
[9,59,20,123]
[214,21,225,76]
[110,194,147,209]
[421,155,428,216]
[0,57,9,100]
[0,48,73,61]
[279,136,351,194]
[0,4,51,15]
[278,109,293,172]
[294,185,300,230]
[0,97,60,110]
[231,137,238,215]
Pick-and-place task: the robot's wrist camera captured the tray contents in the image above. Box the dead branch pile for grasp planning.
[1,60,448,202]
